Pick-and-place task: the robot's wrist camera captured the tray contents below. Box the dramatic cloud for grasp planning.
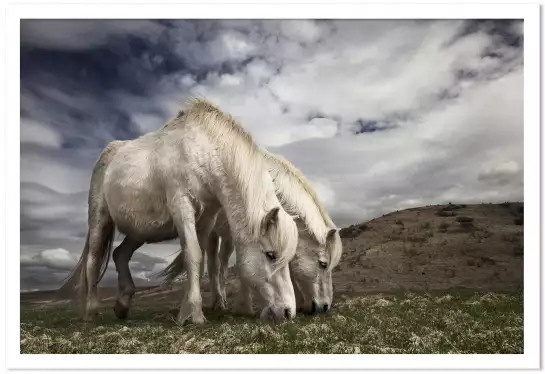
[21,20,165,50]
[20,19,523,290]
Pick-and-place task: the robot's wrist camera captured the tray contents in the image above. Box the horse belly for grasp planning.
[104,168,177,242]
[111,193,177,241]
[114,210,177,243]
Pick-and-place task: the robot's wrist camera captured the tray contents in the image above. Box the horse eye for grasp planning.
[319,261,328,269]
[265,251,277,261]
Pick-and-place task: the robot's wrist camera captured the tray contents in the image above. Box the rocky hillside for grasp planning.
[334,202,523,295]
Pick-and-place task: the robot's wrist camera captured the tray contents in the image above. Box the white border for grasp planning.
[4,1,540,370]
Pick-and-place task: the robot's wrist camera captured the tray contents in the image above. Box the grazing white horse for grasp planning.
[161,148,343,315]
[59,98,298,325]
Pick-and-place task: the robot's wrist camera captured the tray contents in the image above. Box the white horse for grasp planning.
[160,148,343,315]
[59,98,299,325]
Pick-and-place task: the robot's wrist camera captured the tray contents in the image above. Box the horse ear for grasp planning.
[262,207,280,232]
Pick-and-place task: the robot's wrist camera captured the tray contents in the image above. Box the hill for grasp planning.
[335,201,523,294]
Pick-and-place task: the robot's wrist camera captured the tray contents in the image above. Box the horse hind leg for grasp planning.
[170,195,207,326]
[112,237,143,319]
[216,235,234,310]
[59,140,121,320]
[83,211,115,320]
[205,232,225,310]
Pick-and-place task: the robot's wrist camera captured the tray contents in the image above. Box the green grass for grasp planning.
[20,291,523,354]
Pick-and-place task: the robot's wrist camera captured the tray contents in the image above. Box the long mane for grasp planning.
[260,148,337,228]
[260,148,342,267]
[168,97,296,266]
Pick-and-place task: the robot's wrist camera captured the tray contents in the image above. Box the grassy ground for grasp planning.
[20,290,523,354]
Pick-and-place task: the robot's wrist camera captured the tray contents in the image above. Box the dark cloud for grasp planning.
[352,119,397,135]
[20,181,88,245]
[20,20,166,51]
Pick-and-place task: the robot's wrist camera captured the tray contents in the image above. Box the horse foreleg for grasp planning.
[112,237,143,319]
[205,231,224,310]
[233,253,255,317]
[237,278,255,316]
[170,195,206,326]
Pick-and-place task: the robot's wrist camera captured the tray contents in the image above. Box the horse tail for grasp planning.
[157,249,187,285]
[57,141,121,305]
[57,221,115,305]
[57,232,91,300]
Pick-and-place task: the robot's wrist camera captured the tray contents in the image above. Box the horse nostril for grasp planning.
[311,301,317,314]
[323,303,329,313]
[284,308,292,319]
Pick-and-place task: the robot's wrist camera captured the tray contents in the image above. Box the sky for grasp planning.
[20,19,524,291]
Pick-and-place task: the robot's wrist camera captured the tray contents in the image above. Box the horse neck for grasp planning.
[214,180,273,245]
[211,157,279,245]
[268,163,330,244]
[180,117,281,243]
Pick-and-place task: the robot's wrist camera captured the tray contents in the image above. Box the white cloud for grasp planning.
[274,65,522,226]
[215,31,257,61]
[266,22,495,122]
[21,152,91,194]
[131,113,166,134]
[40,248,78,270]
[21,248,78,271]
[307,179,337,210]
[290,118,338,143]
[26,202,84,222]
[168,21,512,149]
[20,119,62,148]
[278,20,325,43]
[245,59,276,84]
[478,161,522,187]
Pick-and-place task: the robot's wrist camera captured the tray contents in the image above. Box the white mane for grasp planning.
[173,98,296,266]
[260,148,342,267]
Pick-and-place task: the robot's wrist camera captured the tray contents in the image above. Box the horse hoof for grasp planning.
[177,310,206,326]
[113,302,129,320]
[192,312,206,325]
